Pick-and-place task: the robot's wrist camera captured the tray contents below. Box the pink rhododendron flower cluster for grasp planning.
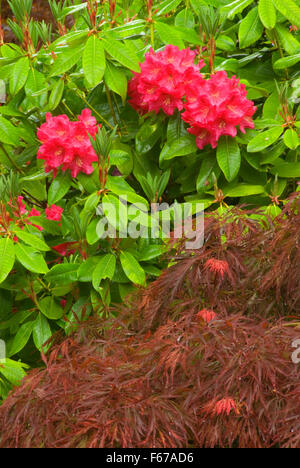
[45,204,63,222]
[37,109,100,178]
[182,71,256,149]
[128,46,256,149]
[128,45,205,116]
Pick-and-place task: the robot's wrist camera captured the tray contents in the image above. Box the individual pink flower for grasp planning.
[196,309,217,323]
[128,45,205,116]
[45,204,63,222]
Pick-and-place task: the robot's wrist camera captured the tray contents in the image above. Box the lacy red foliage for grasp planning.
[0,194,299,448]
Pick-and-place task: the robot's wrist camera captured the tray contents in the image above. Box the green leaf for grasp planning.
[104,61,127,103]
[275,24,300,55]
[273,0,300,29]
[196,155,216,192]
[283,129,299,149]
[8,321,34,357]
[92,254,116,291]
[33,313,52,351]
[175,9,195,28]
[247,127,283,152]
[49,44,84,77]
[77,257,102,282]
[0,238,15,285]
[157,0,183,16]
[217,136,241,182]
[48,172,72,205]
[221,0,254,18]
[15,243,49,274]
[0,116,20,146]
[45,264,80,285]
[0,359,27,386]
[136,121,162,154]
[120,251,146,286]
[258,0,276,29]
[102,38,140,72]
[155,21,185,48]
[225,184,265,197]
[86,218,100,245]
[160,136,197,161]
[39,296,64,320]
[273,54,300,70]
[138,245,166,261]
[83,35,106,88]
[239,7,264,48]
[14,230,50,252]
[49,79,65,111]
[271,162,300,177]
[9,56,29,95]
[25,69,47,101]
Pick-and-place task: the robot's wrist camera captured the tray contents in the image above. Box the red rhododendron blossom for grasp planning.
[182,71,256,149]
[37,110,100,178]
[204,258,230,279]
[45,204,63,222]
[128,45,205,116]
[196,309,217,323]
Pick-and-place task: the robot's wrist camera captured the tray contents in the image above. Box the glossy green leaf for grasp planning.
[0,238,15,285]
[239,7,264,48]
[45,264,80,284]
[271,162,300,177]
[217,136,241,182]
[247,127,283,152]
[10,56,29,95]
[102,38,140,72]
[49,44,84,77]
[33,313,52,351]
[104,61,127,103]
[155,21,185,48]
[120,251,145,286]
[49,79,65,111]
[83,35,106,88]
[14,230,50,252]
[39,296,64,320]
[273,0,300,29]
[258,0,276,29]
[92,254,116,290]
[283,129,300,149]
[15,243,49,274]
[8,321,34,357]
[48,172,72,205]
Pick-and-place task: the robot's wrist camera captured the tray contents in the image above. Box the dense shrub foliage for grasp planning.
[0,193,300,448]
[0,0,299,446]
